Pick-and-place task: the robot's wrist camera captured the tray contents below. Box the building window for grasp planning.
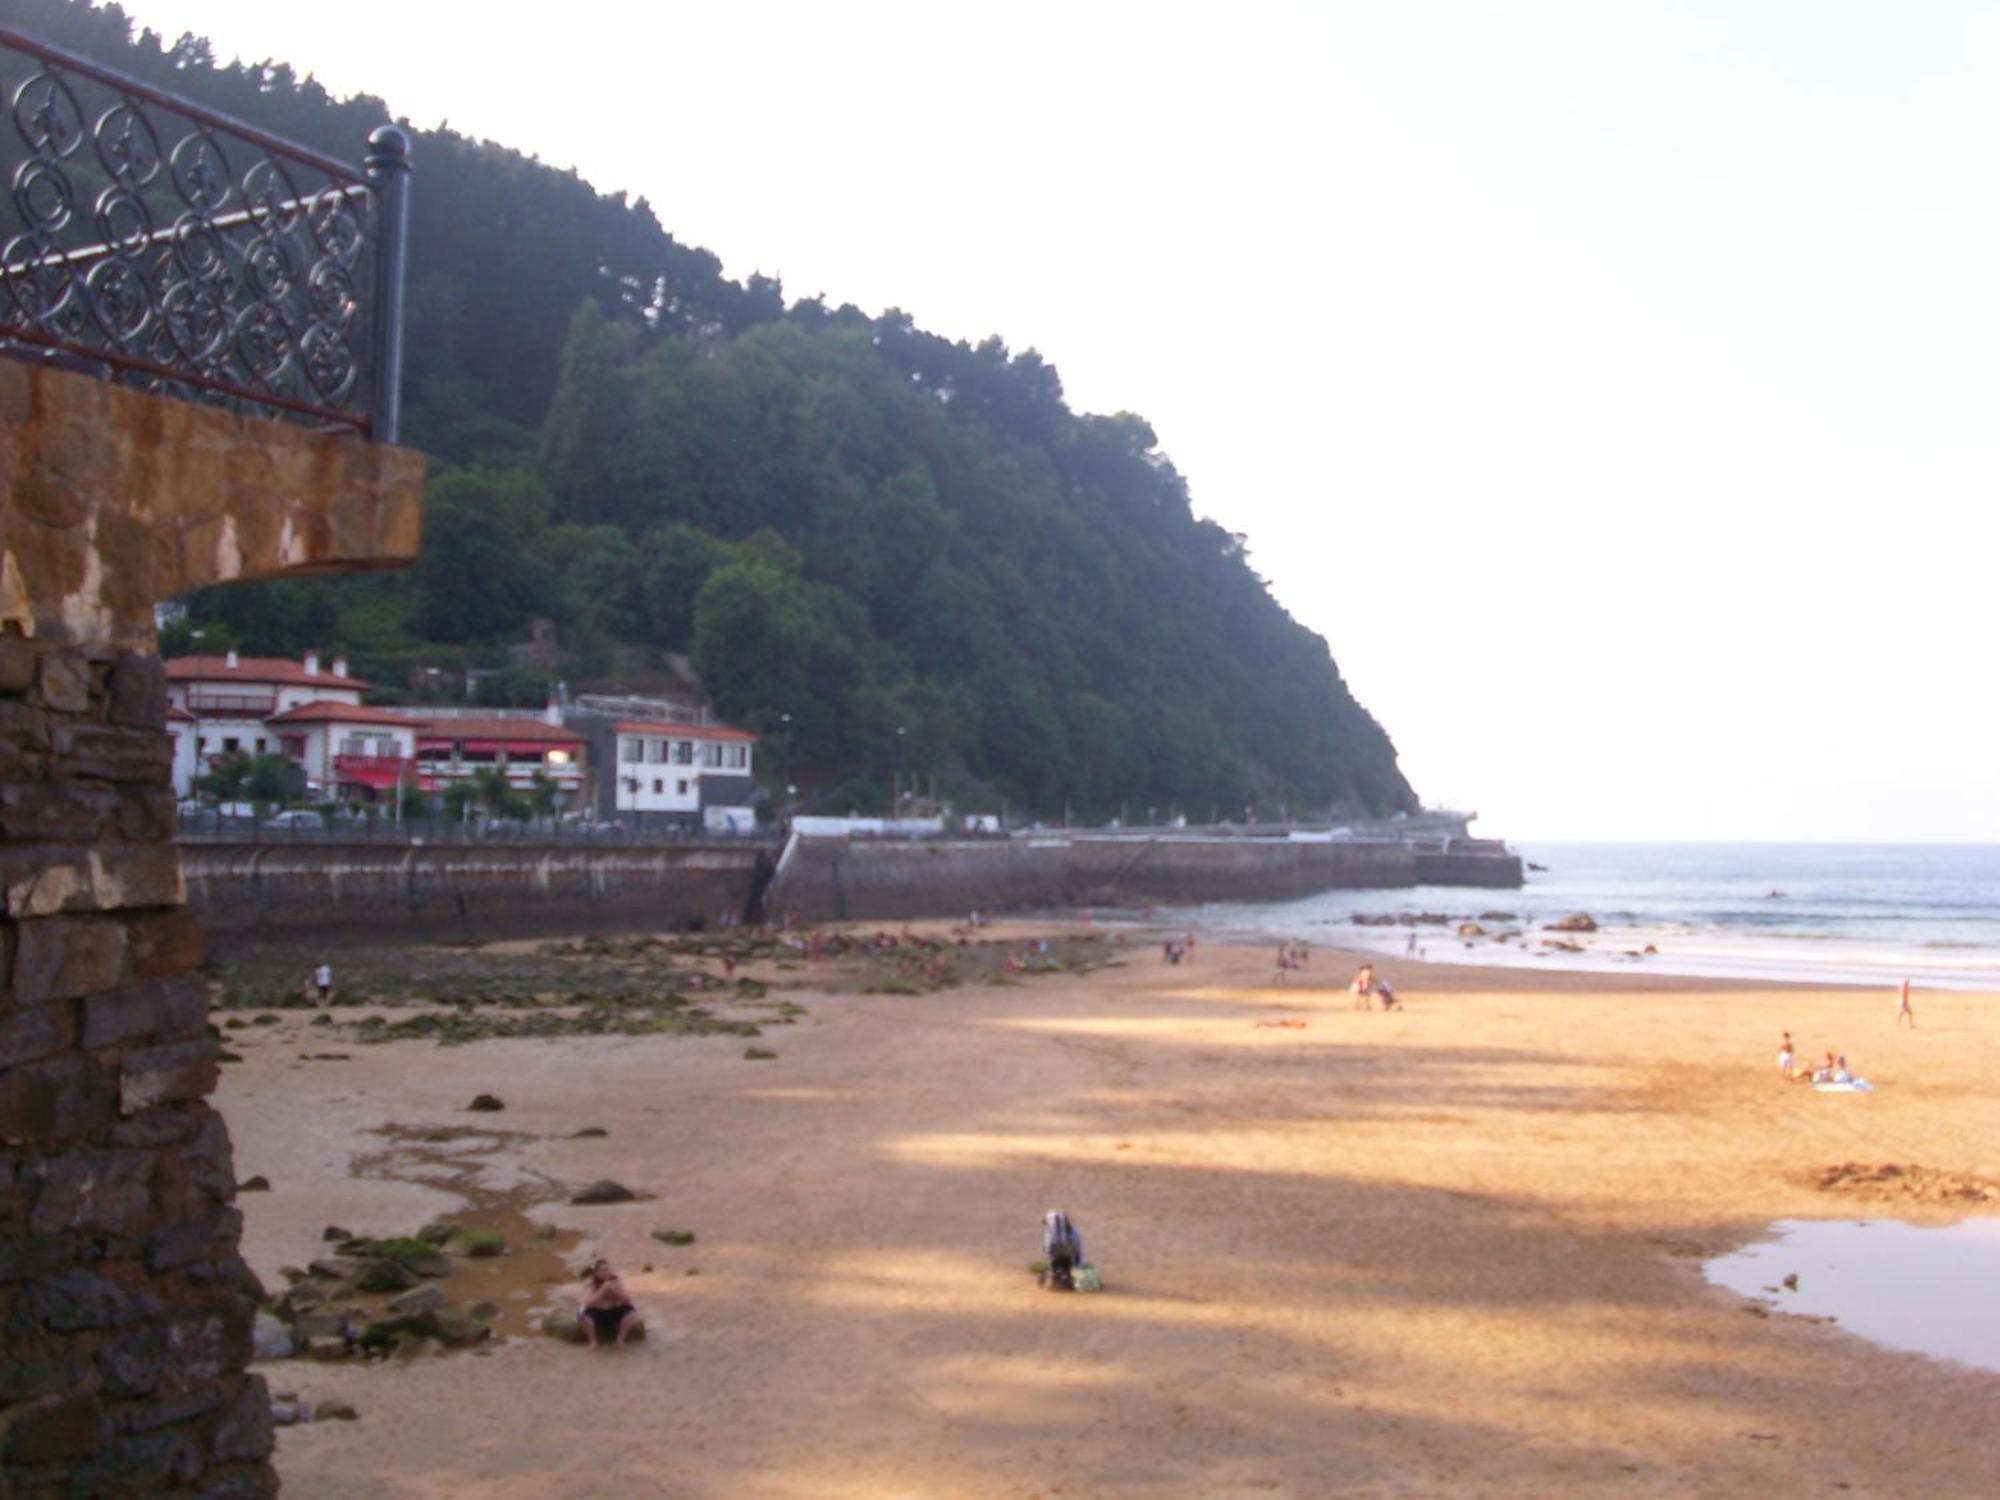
[620,738,641,764]
[724,744,748,769]
[699,743,721,768]
[222,737,240,754]
[672,740,693,764]
[197,737,208,753]
[255,737,267,753]
[677,779,689,794]
[652,778,664,795]
[647,739,668,763]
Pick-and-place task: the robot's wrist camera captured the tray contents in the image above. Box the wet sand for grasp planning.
[218,926,2000,1499]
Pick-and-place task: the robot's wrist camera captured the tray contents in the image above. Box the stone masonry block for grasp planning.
[119,1038,218,1115]
[0,1000,72,1069]
[0,844,185,918]
[50,721,172,784]
[10,915,128,1005]
[129,907,204,977]
[146,1208,244,1274]
[105,650,167,728]
[108,1103,203,1150]
[0,1352,85,1401]
[7,1267,159,1334]
[34,650,91,713]
[2,1390,106,1464]
[0,1233,77,1283]
[83,976,206,1049]
[0,1055,117,1145]
[27,1148,155,1236]
[0,696,51,749]
[0,634,34,694]
[209,1376,275,1463]
[116,785,177,843]
[0,779,118,842]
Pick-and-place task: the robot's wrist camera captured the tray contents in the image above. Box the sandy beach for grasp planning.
[215,925,2000,1499]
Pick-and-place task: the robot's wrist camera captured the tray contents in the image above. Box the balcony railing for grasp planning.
[0,26,409,439]
[183,691,277,715]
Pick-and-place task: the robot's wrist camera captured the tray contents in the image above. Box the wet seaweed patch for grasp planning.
[348,999,760,1046]
[1809,1162,1997,1205]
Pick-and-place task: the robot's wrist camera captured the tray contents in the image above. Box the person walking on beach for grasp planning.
[308,961,333,1008]
[1778,1031,1795,1080]
[1896,979,1916,1028]
[1350,963,1376,1010]
[1405,931,1418,958]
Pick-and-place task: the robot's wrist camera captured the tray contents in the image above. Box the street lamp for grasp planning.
[893,725,905,817]
[779,712,793,815]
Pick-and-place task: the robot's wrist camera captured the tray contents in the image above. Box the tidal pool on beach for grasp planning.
[1705,1218,2000,1375]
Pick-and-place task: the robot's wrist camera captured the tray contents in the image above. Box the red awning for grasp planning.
[339,763,407,791]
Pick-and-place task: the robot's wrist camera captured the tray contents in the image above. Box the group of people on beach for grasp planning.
[1348,961,1400,1010]
[1778,1031,1858,1085]
[1775,981,1917,1086]
[1161,933,1198,965]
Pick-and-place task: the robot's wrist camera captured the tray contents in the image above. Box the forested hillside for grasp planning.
[19,0,1418,820]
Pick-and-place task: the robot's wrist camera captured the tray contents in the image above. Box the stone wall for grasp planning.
[1,637,274,1495]
[764,835,1443,923]
[1,358,423,1493]
[181,842,765,942]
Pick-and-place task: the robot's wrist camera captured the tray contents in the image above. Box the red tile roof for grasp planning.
[614,719,757,742]
[265,702,423,727]
[415,717,582,744]
[166,655,368,690]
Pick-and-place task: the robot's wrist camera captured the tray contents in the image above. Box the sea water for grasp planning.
[1704,1219,2000,1375]
[1157,842,2000,991]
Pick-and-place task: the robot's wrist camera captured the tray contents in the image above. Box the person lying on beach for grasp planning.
[1042,1211,1084,1292]
[579,1259,639,1347]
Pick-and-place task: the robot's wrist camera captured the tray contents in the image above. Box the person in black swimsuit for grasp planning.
[580,1259,638,1346]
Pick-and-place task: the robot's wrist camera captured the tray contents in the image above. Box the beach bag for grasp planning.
[1074,1264,1103,1293]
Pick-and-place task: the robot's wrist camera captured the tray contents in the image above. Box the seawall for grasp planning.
[764,835,1520,922]
[179,834,1522,942]
[182,841,764,943]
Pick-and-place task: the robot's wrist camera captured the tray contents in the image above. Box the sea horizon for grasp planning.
[1157,839,2000,993]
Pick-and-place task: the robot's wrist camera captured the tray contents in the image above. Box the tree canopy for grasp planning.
[32,0,1418,820]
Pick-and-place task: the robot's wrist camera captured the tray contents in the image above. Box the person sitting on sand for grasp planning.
[1042,1211,1084,1292]
[1375,977,1400,1011]
[1832,1052,1853,1084]
[579,1259,639,1347]
[1811,1050,1837,1085]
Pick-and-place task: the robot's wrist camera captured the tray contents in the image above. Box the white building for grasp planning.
[586,717,757,829]
[166,650,368,798]
[262,701,422,801]
[166,650,596,810]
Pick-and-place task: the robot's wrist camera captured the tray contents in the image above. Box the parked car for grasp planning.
[264,809,328,831]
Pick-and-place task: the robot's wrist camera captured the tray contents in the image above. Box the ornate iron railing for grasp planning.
[0,27,409,440]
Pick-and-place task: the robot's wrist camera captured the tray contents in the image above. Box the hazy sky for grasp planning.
[109,1,2000,840]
